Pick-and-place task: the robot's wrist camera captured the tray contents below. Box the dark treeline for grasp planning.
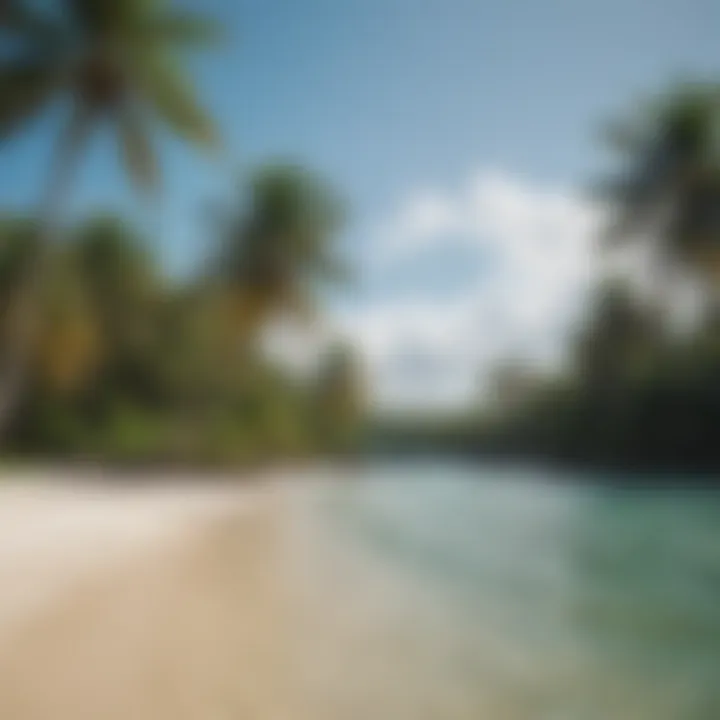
[0,165,365,465]
[375,81,720,476]
[478,287,720,475]
[373,288,720,475]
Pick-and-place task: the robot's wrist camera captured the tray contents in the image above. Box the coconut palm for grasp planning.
[574,280,662,391]
[0,216,101,398]
[598,82,720,292]
[214,164,347,342]
[314,342,365,454]
[71,215,159,351]
[0,0,220,430]
[35,253,103,398]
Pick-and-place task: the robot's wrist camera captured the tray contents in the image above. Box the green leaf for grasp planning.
[117,107,159,192]
[135,54,218,151]
[0,59,61,142]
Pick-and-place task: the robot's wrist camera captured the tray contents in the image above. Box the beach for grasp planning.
[1,465,717,720]
[0,470,296,719]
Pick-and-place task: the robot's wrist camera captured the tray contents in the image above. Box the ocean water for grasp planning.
[285,461,720,719]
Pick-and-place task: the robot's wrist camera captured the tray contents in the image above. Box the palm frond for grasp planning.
[136,54,218,150]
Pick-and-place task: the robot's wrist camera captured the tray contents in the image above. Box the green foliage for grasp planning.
[1,0,219,189]
[214,164,348,339]
[313,342,366,455]
[0,163,361,465]
[598,82,720,283]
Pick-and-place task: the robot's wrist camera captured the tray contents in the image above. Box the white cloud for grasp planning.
[371,191,461,270]
[334,168,606,411]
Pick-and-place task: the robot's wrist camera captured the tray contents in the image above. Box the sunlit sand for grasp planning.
[0,471,296,719]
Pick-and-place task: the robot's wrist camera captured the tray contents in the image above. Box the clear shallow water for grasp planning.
[289,461,720,719]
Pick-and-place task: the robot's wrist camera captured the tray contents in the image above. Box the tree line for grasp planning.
[0,166,364,464]
[1,1,365,464]
[4,3,720,472]
[380,82,720,475]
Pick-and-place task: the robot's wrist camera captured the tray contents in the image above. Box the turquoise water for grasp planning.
[293,461,720,719]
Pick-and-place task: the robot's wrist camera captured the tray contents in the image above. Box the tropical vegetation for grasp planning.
[0,0,219,432]
[378,82,720,475]
[3,3,720,473]
[0,165,364,465]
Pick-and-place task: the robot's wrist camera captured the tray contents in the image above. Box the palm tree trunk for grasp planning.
[0,107,91,440]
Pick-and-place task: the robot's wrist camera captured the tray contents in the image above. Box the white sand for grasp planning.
[0,470,294,720]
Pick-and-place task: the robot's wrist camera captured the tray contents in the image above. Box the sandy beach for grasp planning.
[0,470,297,720]
[1,467,714,720]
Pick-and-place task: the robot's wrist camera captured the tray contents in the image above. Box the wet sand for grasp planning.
[0,472,295,720]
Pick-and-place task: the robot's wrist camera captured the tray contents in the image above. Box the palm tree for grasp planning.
[35,250,102,399]
[0,216,101,399]
[0,0,220,431]
[71,215,159,352]
[314,342,365,454]
[213,164,347,342]
[598,82,720,297]
[574,279,662,391]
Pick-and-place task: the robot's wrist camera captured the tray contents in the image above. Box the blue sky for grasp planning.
[2,0,720,407]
